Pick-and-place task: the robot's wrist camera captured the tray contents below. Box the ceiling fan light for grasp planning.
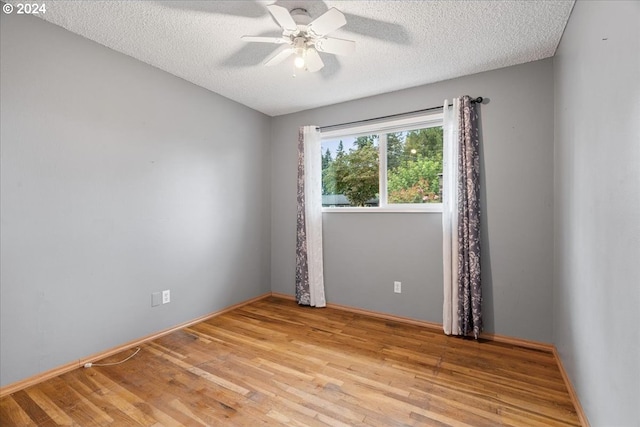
[294,55,306,69]
[294,47,306,69]
[243,5,349,74]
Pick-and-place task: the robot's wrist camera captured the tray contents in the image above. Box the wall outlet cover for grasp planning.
[394,281,401,293]
[162,289,170,304]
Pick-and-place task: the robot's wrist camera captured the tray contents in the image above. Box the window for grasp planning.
[321,113,443,212]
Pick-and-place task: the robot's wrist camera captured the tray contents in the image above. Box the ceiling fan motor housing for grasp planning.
[288,9,314,50]
[289,8,312,29]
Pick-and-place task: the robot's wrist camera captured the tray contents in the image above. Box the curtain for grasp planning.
[295,126,326,307]
[442,96,482,338]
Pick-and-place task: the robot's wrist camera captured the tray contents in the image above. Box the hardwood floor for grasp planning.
[0,296,581,426]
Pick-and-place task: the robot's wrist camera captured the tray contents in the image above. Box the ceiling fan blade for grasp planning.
[264,47,294,66]
[307,8,346,37]
[266,4,298,33]
[314,37,355,56]
[241,36,288,44]
[305,48,324,72]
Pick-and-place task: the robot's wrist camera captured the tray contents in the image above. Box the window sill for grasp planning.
[322,206,442,214]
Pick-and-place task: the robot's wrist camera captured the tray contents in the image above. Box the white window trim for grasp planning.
[321,112,444,213]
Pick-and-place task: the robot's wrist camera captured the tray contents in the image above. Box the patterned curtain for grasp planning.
[295,126,326,307]
[442,96,482,338]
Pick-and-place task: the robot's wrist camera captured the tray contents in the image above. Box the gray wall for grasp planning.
[553,1,640,425]
[0,13,271,386]
[271,59,555,342]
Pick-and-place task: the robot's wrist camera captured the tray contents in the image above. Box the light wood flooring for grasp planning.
[0,296,581,426]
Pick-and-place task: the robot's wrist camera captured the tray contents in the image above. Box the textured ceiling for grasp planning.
[12,1,575,116]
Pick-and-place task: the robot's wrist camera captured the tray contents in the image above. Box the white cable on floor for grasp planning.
[83,347,141,368]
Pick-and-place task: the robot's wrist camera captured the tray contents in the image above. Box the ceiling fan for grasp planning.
[241,4,356,73]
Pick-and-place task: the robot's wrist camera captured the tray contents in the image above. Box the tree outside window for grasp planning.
[321,125,443,208]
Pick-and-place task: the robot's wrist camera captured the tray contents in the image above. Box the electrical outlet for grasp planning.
[162,289,170,304]
[151,292,162,307]
[394,281,401,293]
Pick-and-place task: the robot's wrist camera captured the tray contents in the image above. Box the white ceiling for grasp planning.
[14,0,575,116]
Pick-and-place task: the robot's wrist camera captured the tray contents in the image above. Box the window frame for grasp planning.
[321,112,444,213]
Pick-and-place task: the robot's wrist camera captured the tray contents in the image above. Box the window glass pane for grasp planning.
[386,126,443,204]
[321,135,379,207]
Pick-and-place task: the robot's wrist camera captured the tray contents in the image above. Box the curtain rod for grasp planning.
[318,96,483,132]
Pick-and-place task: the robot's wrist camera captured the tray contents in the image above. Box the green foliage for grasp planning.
[322,148,332,169]
[405,127,443,159]
[321,127,443,206]
[354,135,377,149]
[323,153,346,195]
[321,148,333,194]
[387,178,434,204]
[386,132,403,170]
[387,157,442,203]
[323,140,347,195]
[340,144,379,206]
[323,142,378,205]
